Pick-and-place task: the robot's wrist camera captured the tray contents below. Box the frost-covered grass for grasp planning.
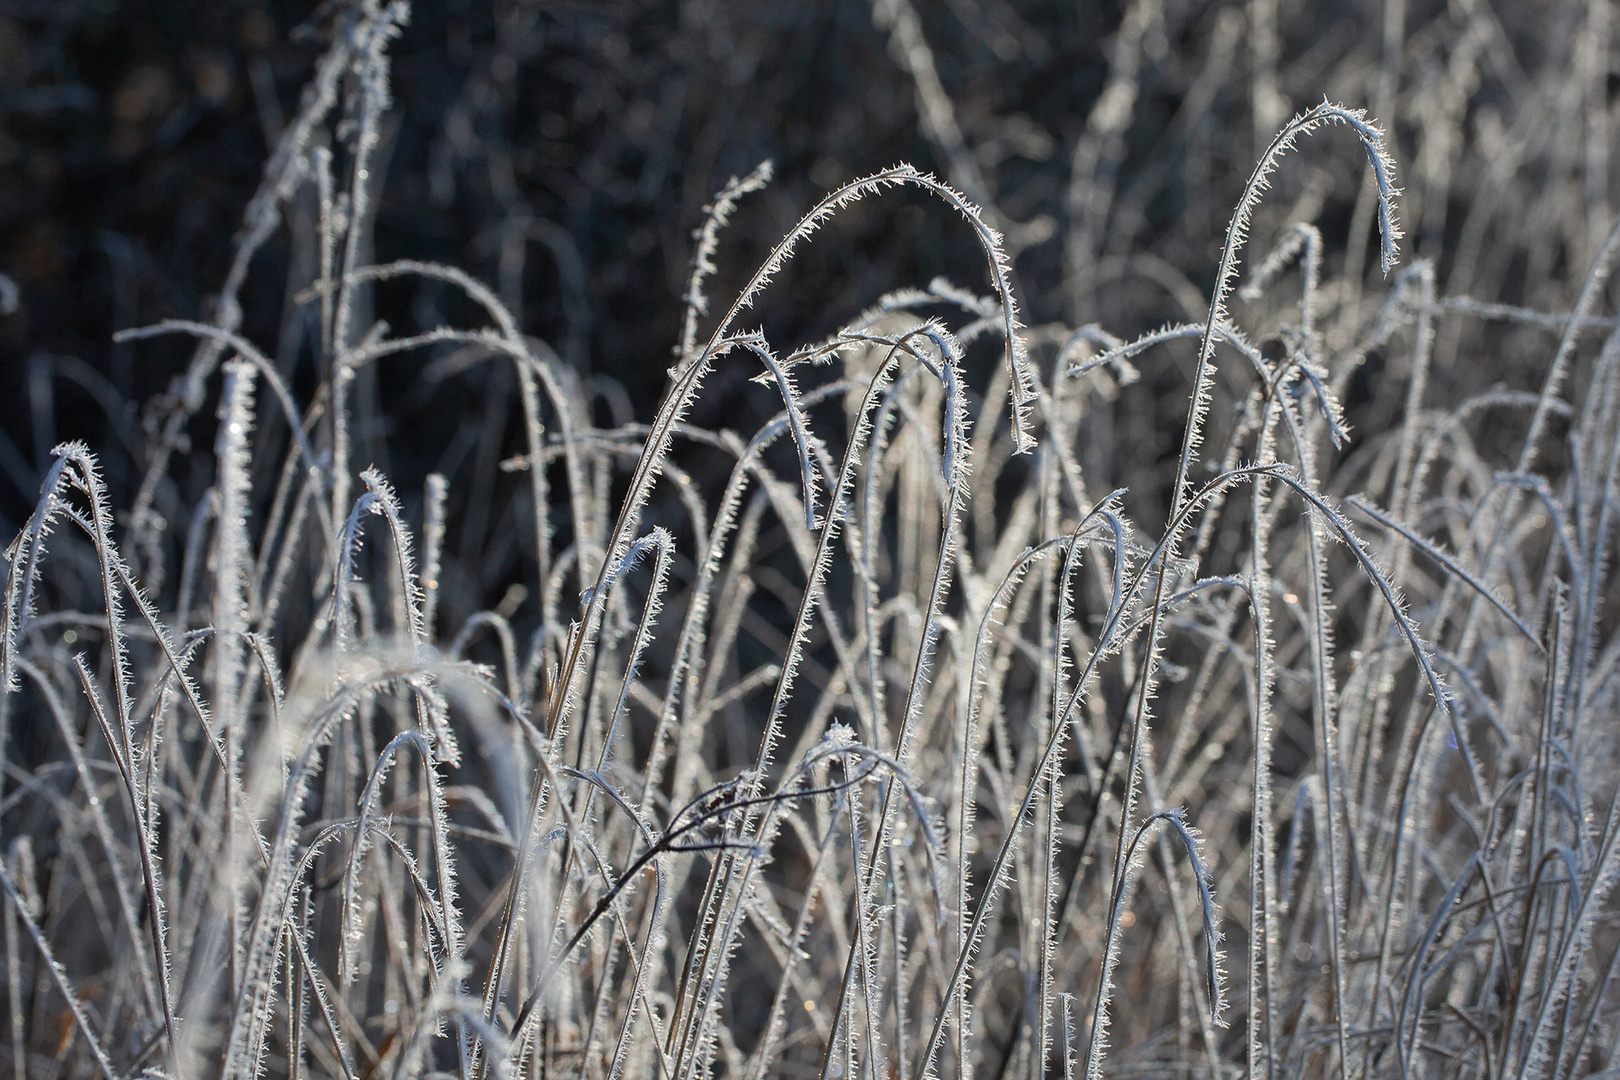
[5,2,1620,1079]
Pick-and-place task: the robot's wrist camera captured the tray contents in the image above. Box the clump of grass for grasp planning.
[5,2,1620,1080]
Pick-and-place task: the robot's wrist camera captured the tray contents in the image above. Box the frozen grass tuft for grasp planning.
[5,3,1620,1079]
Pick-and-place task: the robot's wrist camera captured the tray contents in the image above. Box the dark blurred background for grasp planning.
[0,0,1595,559]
